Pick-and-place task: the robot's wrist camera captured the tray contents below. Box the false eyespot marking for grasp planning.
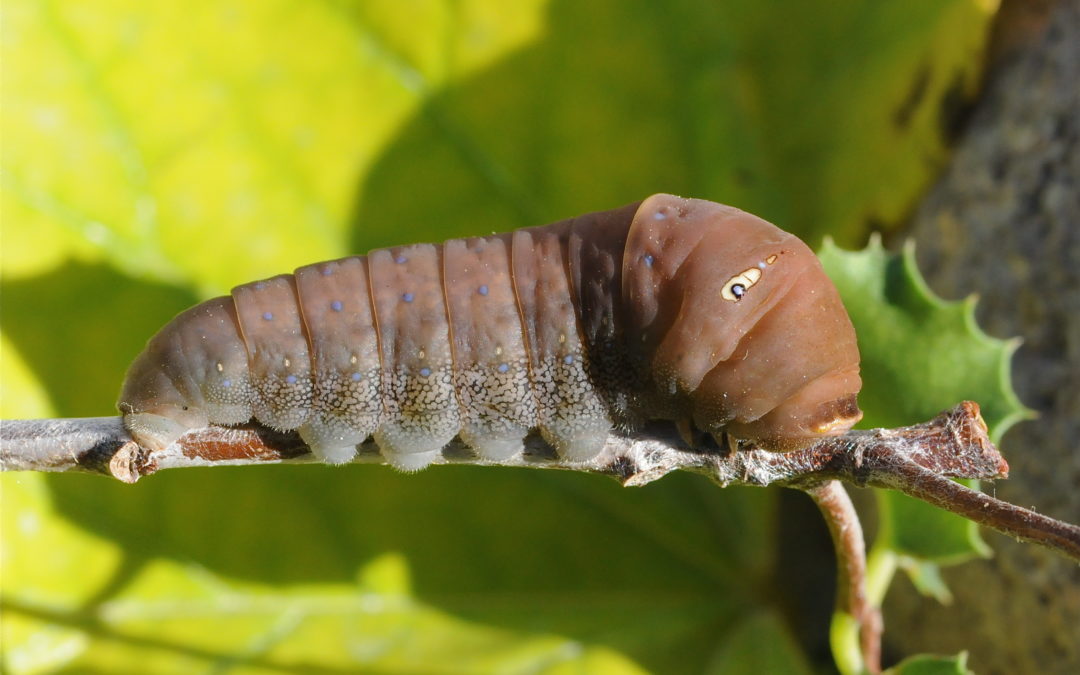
[118,194,862,470]
[720,267,762,301]
[719,253,780,302]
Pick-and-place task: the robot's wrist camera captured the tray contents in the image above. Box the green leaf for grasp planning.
[706,611,814,675]
[819,237,1031,439]
[2,468,777,673]
[886,651,972,675]
[3,1,1006,673]
[877,479,993,566]
[2,1,998,292]
[819,238,1032,582]
[895,557,954,605]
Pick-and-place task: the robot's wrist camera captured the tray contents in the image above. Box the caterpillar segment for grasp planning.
[119,194,863,469]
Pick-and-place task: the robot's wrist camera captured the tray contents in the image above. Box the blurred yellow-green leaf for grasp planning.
[2,1,1005,672]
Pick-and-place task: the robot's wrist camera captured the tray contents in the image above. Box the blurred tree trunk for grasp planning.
[885,1,1080,672]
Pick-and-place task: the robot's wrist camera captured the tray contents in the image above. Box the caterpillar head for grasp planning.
[624,194,862,450]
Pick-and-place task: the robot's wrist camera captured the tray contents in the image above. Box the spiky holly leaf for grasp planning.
[820,237,1033,566]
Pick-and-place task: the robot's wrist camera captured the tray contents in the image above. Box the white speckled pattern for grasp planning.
[512,222,612,461]
[444,234,537,460]
[294,257,382,464]
[368,244,461,470]
[232,275,314,431]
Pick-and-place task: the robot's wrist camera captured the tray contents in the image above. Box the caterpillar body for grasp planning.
[119,194,863,470]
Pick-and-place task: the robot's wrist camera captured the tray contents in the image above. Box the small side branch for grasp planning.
[867,460,1080,561]
[3,402,1079,563]
[804,480,881,675]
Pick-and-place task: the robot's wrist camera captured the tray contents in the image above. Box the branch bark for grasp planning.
[3,402,1079,563]
[805,480,882,675]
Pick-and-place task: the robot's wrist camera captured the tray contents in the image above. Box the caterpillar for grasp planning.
[118,194,863,470]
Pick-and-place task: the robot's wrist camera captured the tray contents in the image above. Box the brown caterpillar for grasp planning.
[119,194,862,470]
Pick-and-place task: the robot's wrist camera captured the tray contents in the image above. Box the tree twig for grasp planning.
[804,480,881,675]
[867,460,1080,561]
[3,402,1079,564]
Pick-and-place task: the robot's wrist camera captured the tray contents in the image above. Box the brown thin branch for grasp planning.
[867,460,1080,561]
[804,480,882,675]
[3,402,1079,564]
